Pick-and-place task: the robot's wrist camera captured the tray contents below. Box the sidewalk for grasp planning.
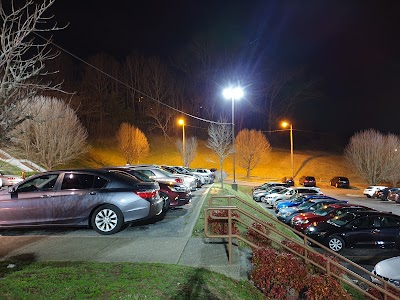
[0,187,250,281]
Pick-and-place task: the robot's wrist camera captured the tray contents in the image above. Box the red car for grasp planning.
[291,203,372,232]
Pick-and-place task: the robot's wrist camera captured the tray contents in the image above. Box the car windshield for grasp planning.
[297,200,315,209]
[314,205,335,216]
[278,188,289,194]
[292,195,306,203]
[328,213,356,226]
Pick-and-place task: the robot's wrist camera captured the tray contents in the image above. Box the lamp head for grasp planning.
[178,119,184,126]
[223,87,243,100]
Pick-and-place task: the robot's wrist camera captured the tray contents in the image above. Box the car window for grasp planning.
[94,176,108,188]
[17,174,59,192]
[61,173,95,190]
[350,216,375,229]
[379,216,400,227]
[140,170,155,177]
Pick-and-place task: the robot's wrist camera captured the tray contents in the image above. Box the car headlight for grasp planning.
[298,219,310,225]
[280,212,292,217]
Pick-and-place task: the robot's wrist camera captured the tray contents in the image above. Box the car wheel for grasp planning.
[328,236,345,252]
[335,183,339,188]
[260,196,265,203]
[160,192,170,213]
[366,195,371,198]
[91,205,124,235]
[329,181,332,186]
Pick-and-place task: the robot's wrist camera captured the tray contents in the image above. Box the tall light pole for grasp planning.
[223,86,243,191]
[178,119,185,166]
[282,121,294,179]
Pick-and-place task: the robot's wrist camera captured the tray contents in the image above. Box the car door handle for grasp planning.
[89,191,97,195]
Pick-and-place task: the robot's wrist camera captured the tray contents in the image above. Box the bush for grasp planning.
[367,285,400,300]
[207,209,239,235]
[251,245,353,300]
[246,222,274,248]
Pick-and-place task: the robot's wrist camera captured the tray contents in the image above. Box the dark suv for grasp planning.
[282,176,294,186]
[299,176,316,187]
[330,176,350,188]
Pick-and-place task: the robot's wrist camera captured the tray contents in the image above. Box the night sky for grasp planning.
[50,0,400,139]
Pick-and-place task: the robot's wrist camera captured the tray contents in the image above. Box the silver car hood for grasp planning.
[374,256,400,280]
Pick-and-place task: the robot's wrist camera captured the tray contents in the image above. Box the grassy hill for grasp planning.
[65,136,367,186]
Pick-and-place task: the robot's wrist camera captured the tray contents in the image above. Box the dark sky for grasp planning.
[50,0,400,138]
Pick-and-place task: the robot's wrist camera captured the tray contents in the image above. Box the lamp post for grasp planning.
[178,119,185,166]
[282,121,294,179]
[223,87,243,191]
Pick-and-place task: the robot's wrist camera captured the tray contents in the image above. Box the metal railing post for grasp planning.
[228,207,232,265]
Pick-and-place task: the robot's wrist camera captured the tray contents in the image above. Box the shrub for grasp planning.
[207,209,239,235]
[251,247,307,299]
[246,222,274,248]
[367,285,400,300]
[304,274,352,300]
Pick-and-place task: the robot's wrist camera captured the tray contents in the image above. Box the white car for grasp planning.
[265,187,323,208]
[371,256,400,288]
[363,185,388,198]
[187,168,214,184]
[0,171,24,187]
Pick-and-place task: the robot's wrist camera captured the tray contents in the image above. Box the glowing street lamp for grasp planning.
[223,87,244,191]
[281,121,294,179]
[178,119,185,165]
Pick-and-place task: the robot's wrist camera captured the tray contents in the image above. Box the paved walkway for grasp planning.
[0,187,251,281]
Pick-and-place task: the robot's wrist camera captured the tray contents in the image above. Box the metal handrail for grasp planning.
[204,195,400,300]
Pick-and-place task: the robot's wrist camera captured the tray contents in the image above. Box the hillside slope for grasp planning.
[65,136,366,186]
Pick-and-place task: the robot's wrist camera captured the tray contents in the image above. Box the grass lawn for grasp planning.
[0,261,265,300]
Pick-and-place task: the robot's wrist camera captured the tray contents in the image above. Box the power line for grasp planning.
[34,32,230,126]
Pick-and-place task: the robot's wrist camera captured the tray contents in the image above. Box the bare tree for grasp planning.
[116,123,150,164]
[176,137,198,167]
[0,0,64,143]
[10,96,88,170]
[235,129,271,178]
[344,129,398,185]
[207,118,232,188]
[382,134,400,187]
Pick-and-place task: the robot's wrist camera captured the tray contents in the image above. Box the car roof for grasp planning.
[349,210,396,217]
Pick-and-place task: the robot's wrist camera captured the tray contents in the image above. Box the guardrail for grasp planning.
[204,195,399,300]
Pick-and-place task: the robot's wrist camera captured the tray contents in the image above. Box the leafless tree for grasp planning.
[207,118,232,188]
[235,129,271,178]
[176,137,198,167]
[0,0,65,143]
[382,134,400,187]
[9,96,88,170]
[344,129,399,185]
[116,123,150,164]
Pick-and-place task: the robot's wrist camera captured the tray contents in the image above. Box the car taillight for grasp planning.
[175,178,183,183]
[135,190,158,199]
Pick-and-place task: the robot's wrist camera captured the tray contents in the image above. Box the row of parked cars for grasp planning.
[363,185,400,202]
[253,181,400,289]
[0,165,214,235]
[253,182,400,253]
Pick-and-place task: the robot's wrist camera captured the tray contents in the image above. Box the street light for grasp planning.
[223,86,244,191]
[178,119,185,165]
[281,121,294,179]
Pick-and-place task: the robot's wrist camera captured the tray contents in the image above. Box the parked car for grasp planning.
[103,167,191,211]
[282,176,294,187]
[388,189,400,203]
[0,171,23,187]
[291,203,372,232]
[253,186,286,202]
[187,168,214,184]
[252,182,288,194]
[130,165,196,191]
[276,198,347,224]
[266,187,323,208]
[275,195,336,213]
[0,169,163,234]
[304,211,400,252]
[299,176,316,187]
[363,185,388,198]
[330,176,350,188]
[371,256,400,288]
[161,165,202,188]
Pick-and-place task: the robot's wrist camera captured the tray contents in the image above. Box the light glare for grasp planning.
[223,87,243,100]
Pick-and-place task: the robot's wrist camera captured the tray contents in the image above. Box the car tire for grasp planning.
[329,181,332,186]
[335,183,339,188]
[260,196,265,203]
[327,236,345,252]
[366,195,371,198]
[91,204,124,235]
[160,192,170,213]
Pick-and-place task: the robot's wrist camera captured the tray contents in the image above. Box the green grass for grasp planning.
[0,261,264,300]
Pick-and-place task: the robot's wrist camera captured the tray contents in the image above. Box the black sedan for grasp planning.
[304,211,400,252]
[0,169,163,234]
